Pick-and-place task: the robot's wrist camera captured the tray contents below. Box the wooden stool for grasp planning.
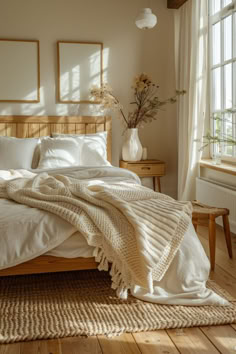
[192,201,233,271]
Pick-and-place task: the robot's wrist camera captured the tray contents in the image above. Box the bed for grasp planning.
[0,115,229,306]
[0,115,111,276]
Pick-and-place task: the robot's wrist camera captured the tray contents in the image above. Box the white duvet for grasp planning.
[0,166,228,306]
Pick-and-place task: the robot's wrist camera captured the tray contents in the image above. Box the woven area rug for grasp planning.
[0,270,235,343]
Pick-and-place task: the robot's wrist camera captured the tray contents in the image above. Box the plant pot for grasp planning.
[122,128,143,161]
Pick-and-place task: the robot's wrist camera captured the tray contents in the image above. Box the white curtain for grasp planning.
[175,0,208,201]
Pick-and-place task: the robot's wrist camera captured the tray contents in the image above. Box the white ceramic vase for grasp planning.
[122,128,143,162]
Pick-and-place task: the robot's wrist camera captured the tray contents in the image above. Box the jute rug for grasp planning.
[0,270,235,343]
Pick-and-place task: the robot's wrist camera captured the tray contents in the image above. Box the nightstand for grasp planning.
[119,159,166,192]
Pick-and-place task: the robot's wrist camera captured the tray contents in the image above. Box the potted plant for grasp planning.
[198,111,236,164]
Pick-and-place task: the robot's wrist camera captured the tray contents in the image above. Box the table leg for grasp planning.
[157,177,161,193]
[153,177,156,191]
[153,177,162,192]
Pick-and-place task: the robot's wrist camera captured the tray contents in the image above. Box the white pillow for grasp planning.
[51,132,110,166]
[0,136,39,170]
[37,137,82,169]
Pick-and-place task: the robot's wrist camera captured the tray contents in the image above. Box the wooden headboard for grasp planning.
[0,115,112,162]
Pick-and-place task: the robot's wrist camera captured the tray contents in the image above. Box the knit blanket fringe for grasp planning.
[94,246,129,299]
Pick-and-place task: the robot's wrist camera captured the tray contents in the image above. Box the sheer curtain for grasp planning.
[174,0,208,201]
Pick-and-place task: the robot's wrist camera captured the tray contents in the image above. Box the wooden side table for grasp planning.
[119,159,166,192]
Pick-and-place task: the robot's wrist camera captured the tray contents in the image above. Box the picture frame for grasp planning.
[57,41,103,104]
[0,39,40,103]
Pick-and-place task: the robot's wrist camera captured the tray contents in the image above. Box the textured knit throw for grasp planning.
[0,173,192,298]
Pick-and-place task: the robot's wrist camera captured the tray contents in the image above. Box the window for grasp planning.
[209,0,236,161]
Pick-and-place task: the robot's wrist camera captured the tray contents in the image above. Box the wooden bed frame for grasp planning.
[0,115,112,276]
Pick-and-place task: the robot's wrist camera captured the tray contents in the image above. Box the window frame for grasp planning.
[208,0,236,163]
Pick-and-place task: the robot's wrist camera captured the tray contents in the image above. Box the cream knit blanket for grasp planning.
[0,173,192,298]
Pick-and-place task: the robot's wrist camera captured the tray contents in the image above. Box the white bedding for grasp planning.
[47,232,94,258]
[0,166,228,306]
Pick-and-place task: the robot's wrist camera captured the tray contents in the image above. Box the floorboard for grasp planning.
[198,225,236,255]
[0,343,20,354]
[0,225,235,353]
[97,333,141,354]
[21,339,62,354]
[209,264,236,298]
[198,233,236,279]
[60,337,102,354]
[20,341,41,354]
[166,327,220,353]
[39,339,61,354]
[200,325,236,354]
[132,330,180,353]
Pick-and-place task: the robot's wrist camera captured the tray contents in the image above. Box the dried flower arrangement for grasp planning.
[90,73,186,130]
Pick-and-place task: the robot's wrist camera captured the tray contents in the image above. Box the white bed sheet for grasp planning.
[0,166,229,306]
[0,198,77,267]
[47,232,94,258]
[131,223,228,305]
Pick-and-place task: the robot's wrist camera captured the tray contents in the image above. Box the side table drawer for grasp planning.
[127,163,165,176]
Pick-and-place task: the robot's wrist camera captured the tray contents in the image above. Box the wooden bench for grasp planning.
[192,201,233,271]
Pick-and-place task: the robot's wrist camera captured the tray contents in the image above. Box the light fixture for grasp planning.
[135,8,157,30]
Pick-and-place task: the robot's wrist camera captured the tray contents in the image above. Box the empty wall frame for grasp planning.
[57,41,103,103]
[0,39,40,103]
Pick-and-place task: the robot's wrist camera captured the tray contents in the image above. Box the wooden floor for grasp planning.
[0,225,236,354]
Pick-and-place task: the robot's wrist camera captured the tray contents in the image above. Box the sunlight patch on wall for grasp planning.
[89,51,101,84]
[21,87,46,116]
[71,64,80,101]
[56,103,70,115]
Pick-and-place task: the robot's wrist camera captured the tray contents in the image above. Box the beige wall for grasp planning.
[0,0,177,197]
[139,1,177,197]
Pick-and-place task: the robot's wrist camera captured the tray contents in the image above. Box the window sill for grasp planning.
[200,159,236,176]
